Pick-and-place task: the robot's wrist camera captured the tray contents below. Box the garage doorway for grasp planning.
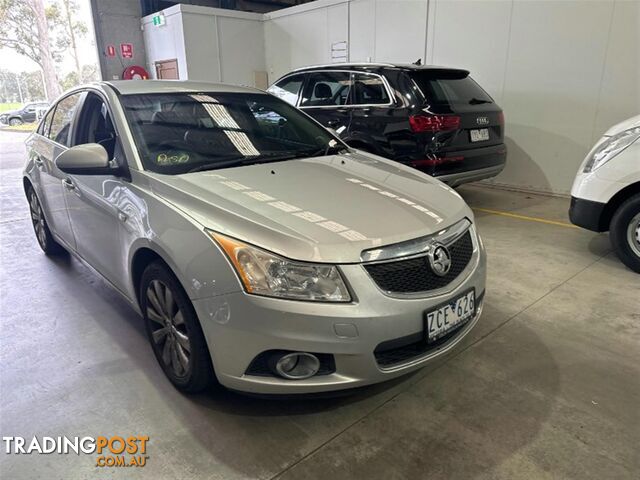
[155,59,179,79]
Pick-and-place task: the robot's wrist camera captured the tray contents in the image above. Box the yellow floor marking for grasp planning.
[472,207,579,229]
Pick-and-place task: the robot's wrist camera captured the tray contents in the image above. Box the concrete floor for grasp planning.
[1,129,638,479]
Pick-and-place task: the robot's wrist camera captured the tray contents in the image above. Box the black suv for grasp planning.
[0,101,49,126]
[268,63,506,186]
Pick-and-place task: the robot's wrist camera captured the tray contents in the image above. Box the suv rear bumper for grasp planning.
[437,164,505,188]
[410,143,506,187]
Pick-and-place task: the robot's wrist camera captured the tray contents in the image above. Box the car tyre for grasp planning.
[609,194,640,273]
[140,261,217,392]
[27,186,66,255]
[9,118,23,126]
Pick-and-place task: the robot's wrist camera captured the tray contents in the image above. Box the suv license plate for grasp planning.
[425,290,475,342]
[470,129,490,142]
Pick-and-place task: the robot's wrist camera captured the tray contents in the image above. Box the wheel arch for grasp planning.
[601,181,640,230]
[23,176,33,195]
[130,244,193,310]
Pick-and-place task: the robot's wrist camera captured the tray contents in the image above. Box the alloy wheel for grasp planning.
[146,279,191,378]
[29,191,47,249]
[627,212,640,258]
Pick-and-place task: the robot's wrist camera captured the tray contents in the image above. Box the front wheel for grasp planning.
[610,194,640,273]
[140,261,216,392]
[9,118,23,126]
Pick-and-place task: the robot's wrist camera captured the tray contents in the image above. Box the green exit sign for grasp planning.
[152,13,165,27]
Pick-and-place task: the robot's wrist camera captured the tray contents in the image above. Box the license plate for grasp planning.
[470,128,490,142]
[425,290,475,342]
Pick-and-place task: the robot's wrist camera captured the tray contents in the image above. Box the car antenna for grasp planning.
[413,58,422,66]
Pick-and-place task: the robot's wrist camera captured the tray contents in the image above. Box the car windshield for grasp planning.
[120,92,341,174]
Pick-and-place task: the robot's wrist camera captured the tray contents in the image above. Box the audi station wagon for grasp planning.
[23,81,486,394]
[269,63,506,187]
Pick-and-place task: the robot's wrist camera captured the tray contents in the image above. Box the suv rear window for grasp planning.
[409,71,493,106]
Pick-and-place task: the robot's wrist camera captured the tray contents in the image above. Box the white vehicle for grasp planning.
[570,114,640,272]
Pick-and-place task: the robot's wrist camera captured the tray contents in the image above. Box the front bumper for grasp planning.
[193,234,487,394]
[569,196,607,232]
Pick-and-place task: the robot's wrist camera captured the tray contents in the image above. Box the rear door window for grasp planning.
[351,73,390,105]
[49,93,83,146]
[300,72,351,107]
[410,71,493,106]
[269,74,305,106]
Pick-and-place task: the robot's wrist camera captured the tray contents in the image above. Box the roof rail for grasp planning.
[292,62,396,71]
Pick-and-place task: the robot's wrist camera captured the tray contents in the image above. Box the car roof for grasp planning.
[102,80,265,96]
[291,63,470,75]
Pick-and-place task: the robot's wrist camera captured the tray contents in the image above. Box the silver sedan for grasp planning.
[23,80,486,394]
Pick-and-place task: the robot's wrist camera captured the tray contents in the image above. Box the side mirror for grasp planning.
[55,143,115,175]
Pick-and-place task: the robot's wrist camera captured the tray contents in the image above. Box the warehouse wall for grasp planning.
[142,5,265,87]
[264,0,348,80]
[142,6,188,79]
[91,0,148,80]
[264,0,429,81]
[427,0,639,194]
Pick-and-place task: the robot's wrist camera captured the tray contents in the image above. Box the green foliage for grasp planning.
[0,0,42,65]
[0,0,95,96]
[0,102,21,113]
[60,64,99,90]
[47,0,87,64]
[0,68,45,102]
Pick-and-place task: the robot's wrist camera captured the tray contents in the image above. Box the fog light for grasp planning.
[274,352,320,380]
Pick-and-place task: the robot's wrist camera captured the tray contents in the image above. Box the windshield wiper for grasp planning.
[308,142,350,158]
[469,97,492,105]
[186,146,349,173]
[186,156,253,173]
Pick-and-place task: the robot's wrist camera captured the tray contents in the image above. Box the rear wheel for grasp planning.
[140,261,216,392]
[610,194,640,273]
[9,118,23,126]
[27,186,66,255]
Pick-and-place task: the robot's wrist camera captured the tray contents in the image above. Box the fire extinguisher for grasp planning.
[122,66,149,80]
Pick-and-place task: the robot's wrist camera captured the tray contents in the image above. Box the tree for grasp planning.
[47,0,87,78]
[0,0,61,100]
[60,63,98,90]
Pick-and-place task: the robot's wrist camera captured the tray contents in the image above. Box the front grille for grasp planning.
[364,231,473,294]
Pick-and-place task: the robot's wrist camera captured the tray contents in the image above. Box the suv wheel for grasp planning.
[9,118,23,126]
[27,186,66,255]
[140,261,216,392]
[610,194,640,273]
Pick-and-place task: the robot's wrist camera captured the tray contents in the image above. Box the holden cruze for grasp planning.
[23,80,486,394]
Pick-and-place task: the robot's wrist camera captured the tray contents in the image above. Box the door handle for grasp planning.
[62,178,75,190]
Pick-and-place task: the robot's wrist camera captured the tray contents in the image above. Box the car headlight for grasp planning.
[208,231,351,302]
[583,127,640,173]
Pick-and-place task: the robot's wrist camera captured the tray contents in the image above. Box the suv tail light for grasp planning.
[409,115,461,133]
[498,111,504,126]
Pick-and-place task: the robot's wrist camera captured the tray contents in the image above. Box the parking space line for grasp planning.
[472,207,579,229]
